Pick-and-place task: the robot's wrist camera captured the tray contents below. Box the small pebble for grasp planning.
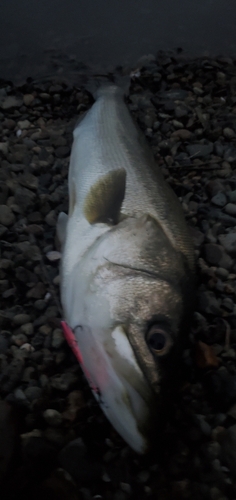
[43,409,63,427]
[13,314,31,326]
[52,329,65,349]
[211,193,227,207]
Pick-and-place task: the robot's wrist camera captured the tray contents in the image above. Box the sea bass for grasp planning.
[57,84,195,454]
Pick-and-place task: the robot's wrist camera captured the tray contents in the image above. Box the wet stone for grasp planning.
[13,314,31,326]
[203,244,225,266]
[198,291,221,315]
[55,146,70,158]
[17,119,30,130]
[24,386,43,402]
[224,146,236,163]
[215,267,229,280]
[186,142,213,158]
[227,190,236,203]
[50,373,78,391]
[0,205,15,226]
[52,329,65,349]
[23,94,34,106]
[218,233,236,255]
[43,409,63,427]
[211,193,227,207]
[12,333,28,346]
[189,227,205,248]
[0,358,24,393]
[222,297,234,311]
[1,96,23,109]
[224,203,236,216]
[223,127,235,139]
[18,172,38,190]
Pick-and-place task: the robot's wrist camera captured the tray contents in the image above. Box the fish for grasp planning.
[57,84,196,454]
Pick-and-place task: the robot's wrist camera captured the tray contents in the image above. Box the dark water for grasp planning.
[1,0,236,83]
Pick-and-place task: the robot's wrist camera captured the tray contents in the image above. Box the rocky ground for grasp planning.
[1,52,236,499]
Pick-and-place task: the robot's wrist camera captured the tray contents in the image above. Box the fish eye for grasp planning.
[146,324,172,356]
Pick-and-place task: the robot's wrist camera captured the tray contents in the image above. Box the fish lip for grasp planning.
[70,323,158,454]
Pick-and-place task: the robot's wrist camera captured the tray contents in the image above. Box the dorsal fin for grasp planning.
[83,169,126,225]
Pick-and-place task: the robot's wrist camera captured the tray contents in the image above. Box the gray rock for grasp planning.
[223,127,235,139]
[218,233,236,255]
[206,179,225,198]
[52,329,65,349]
[198,291,221,315]
[0,142,9,155]
[13,314,31,326]
[224,203,236,216]
[222,297,234,311]
[12,333,28,346]
[203,244,224,266]
[18,172,38,190]
[224,146,236,163]
[0,96,23,109]
[43,427,66,447]
[219,213,236,227]
[186,142,213,158]
[15,242,41,262]
[50,373,78,391]
[45,210,57,227]
[215,267,229,280]
[205,229,217,244]
[20,323,34,336]
[24,386,43,401]
[194,415,211,437]
[43,409,63,426]
[55,146,70,158]
[175,105,188,118]
[211,193,227,207]
[158,89,189,100]
[27,282,46,299]
[171,128,192,140]
[0,358,24,393]
[227,190,236,203]
[23,94,34,106]
[17,119,30,130]
[14,186,36,211]
[0,205,15,226]
[189,227,204,248]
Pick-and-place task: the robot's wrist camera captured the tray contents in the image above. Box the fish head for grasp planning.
[64,214,195,453]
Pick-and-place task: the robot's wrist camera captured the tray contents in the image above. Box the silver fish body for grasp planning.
[57,85,195,453]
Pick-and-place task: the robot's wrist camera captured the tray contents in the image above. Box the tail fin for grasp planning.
[85,71,131,100]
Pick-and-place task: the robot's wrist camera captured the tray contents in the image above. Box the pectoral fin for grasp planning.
[84,169,126,225]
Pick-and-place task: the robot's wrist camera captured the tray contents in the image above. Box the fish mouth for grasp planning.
[67,323,157,454]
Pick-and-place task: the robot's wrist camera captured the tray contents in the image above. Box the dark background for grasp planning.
[1,0,236,82]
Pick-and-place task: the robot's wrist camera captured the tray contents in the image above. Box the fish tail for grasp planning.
[86,72,131,100]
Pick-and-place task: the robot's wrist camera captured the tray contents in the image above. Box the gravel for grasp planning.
[1,52,236,499]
